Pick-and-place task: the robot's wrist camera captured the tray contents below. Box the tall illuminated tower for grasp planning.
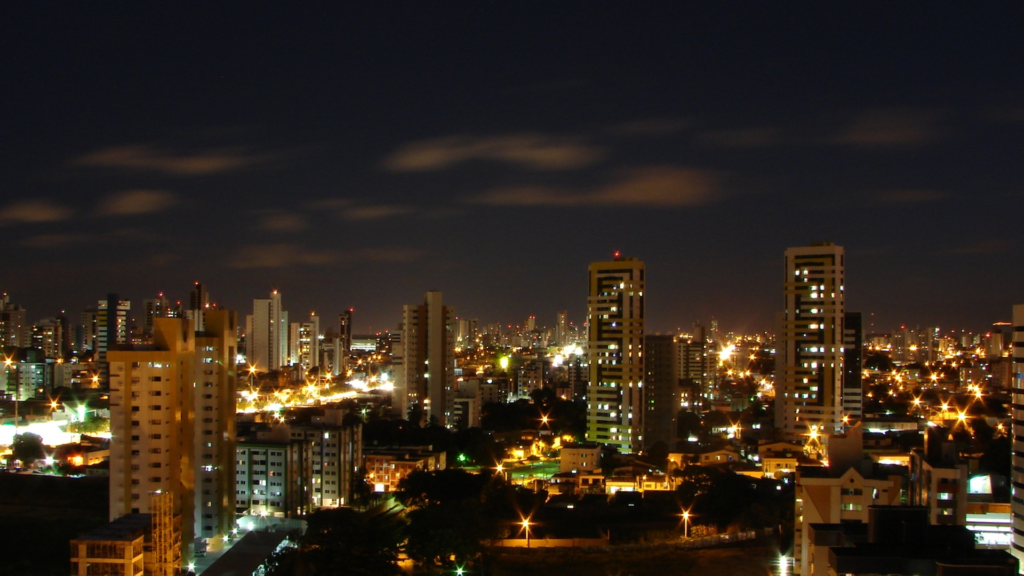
[556,311,568,347]
[397,291,455,426]
[586,254,645,453]
[108,312,237,563]
[248,290,285,371]
[97,293,130,387]
[1011,304,1024,564]
[775,243,845,440]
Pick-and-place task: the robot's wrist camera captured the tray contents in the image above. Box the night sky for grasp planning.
[3,4,1022,336]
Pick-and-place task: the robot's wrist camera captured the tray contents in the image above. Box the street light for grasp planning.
[679,510,691,538]
[5,357,18,439]
[521,518,531,548]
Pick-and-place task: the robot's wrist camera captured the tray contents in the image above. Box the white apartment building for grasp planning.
[776,243,846,440]
[108,313,237,565]
[396,291,455,426]
[586,255,645,453]
[1009,304,1024,565]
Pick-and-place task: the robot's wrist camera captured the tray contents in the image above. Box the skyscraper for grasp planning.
[0,293,29,349]
[97,293,130,387]
[556,310,568,347]
[586,255,645,453]
[108,312,237,562]
[289,313,320,371]
[1012,304,1024,565]
[679,336,709,412]
[775,243,846,440]
[142,293,173,337]
[108,317,198,563]
[192,310,238,542]
[396,291,455,426]
[248,290,285,372]
[643,334,679,450]
[187,282,210,332]
[842,312,863,423]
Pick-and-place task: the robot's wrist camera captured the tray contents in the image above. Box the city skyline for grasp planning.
[3,5,1022,335]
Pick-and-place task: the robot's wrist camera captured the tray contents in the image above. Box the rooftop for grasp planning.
[73,514,151,543]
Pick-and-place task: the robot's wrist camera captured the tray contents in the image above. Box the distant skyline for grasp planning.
[3,4,1022,334]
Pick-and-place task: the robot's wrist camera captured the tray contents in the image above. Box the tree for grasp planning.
[264,508,404,576]
[405,499,488,571]
[351,466,372,508]
[643,441,670,472]
[396,469,489,507]
[677,411,702,442]
[11,433,44,467]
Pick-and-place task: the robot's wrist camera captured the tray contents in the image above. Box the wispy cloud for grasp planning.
[75,144,263,175]
[835,108,942,146]
[20,227,154,248]
[869,189,948,203]
[257,211,308,232]
[306,200,418,221]
[229,244,423,269]
[945,240,1008,255]
[694,127,778,148]
[382,133,604,171]
[229,244,338,269]
[0,200,73,224]
[96,189,178,216]
[20,233,85,247]
[343,247,423,262]
[342,205,415,221]
[607,117,689,136]
[470,167,720,208]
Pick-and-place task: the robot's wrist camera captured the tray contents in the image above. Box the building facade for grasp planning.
[1010,304,1024,564]
[643,334,679,450]
[98,294,130,387]
[248,290,285,372]
[586,255,645,453]
[192,310,238,541]
[289,313,320,372]
[396,291,455,426]
[108,313,237,564]
[775,243,846,440]
[108,318,197,563]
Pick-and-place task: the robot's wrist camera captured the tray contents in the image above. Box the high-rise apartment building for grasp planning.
[396,291,455,426]
[775,243,846,440]
[556,311,568,347]
[1011,304,1024,565]
[289,313,320,372]
[643,334,679,450]
[142,293,174,338]
[586,255,645,453]
[0,293,29,349]
[108,318,197,563]
[108,313,237,563]
[247,290,286,372]
[192,310,238,541]
[31,318,63,359]
[79,307,98,354]
[337,308,353,374]
[97,294,130,387]
[187,282,210,332]
[842,312,863,423]
[679,337,709,412]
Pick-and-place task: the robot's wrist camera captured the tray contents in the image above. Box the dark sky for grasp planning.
[2,4,1022,336]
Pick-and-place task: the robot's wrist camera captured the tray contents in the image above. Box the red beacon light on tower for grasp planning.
[613,250,621,258]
